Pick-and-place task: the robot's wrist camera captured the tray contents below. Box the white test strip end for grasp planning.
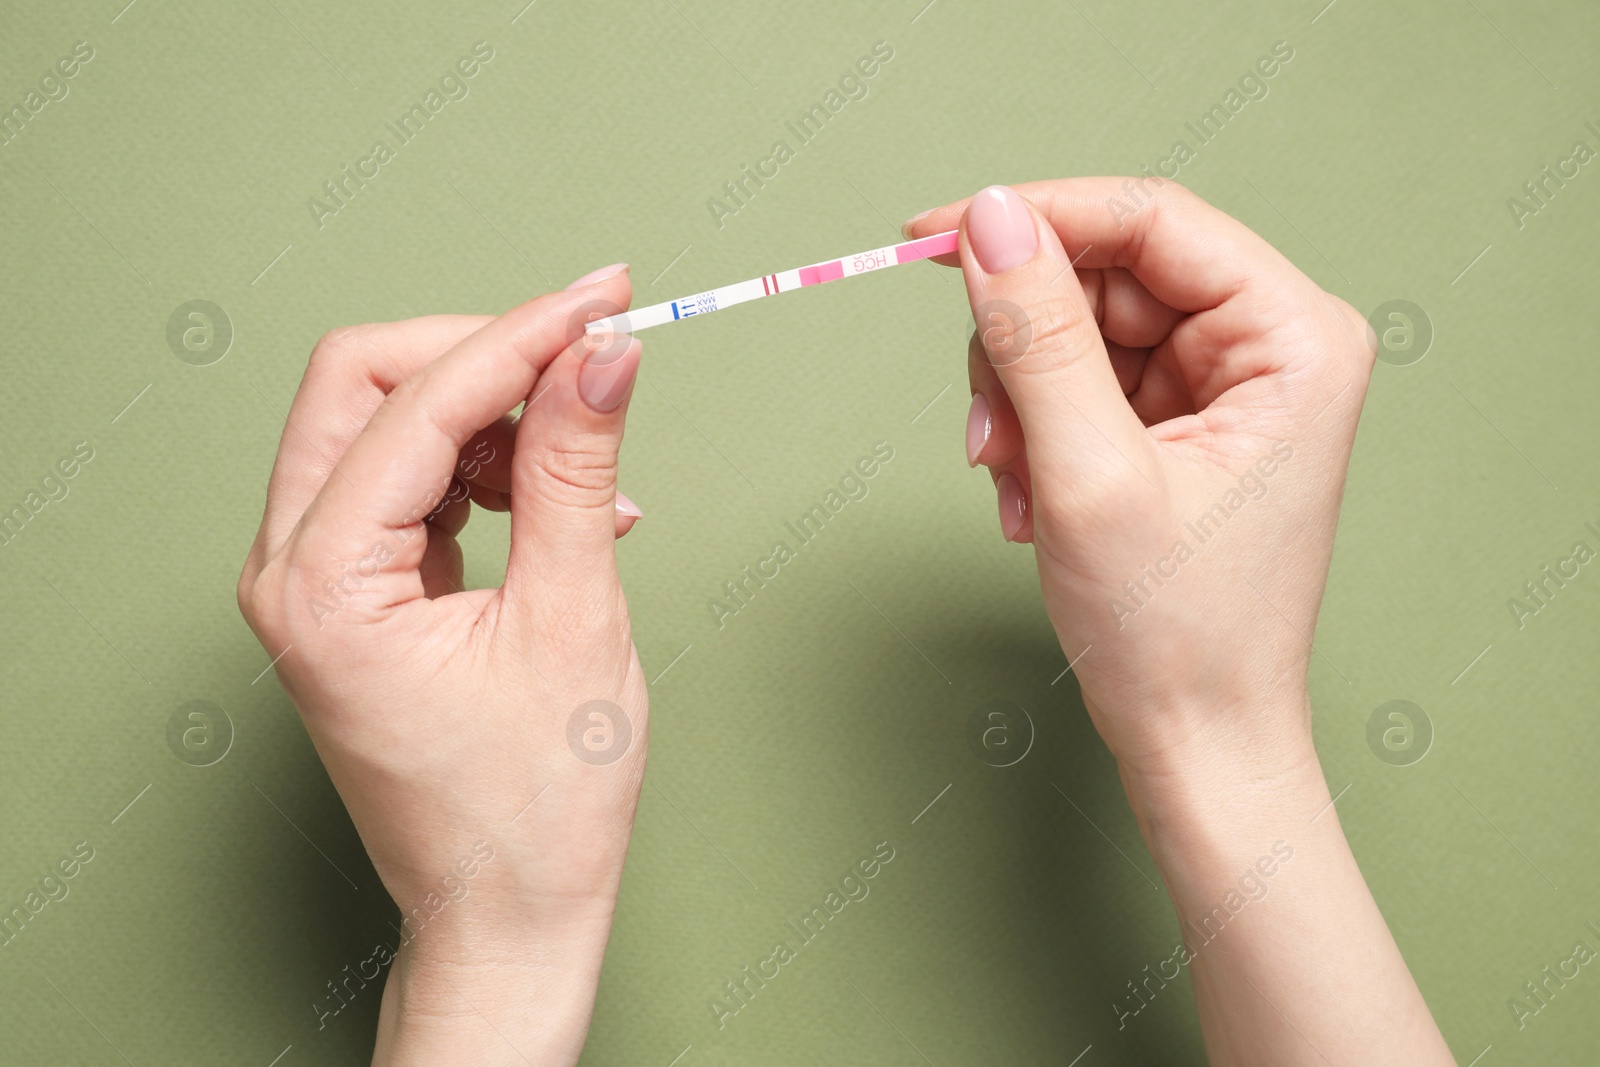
[585,314,630,335]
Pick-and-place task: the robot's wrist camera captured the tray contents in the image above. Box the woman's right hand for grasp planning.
[904,180,1373,780]
[904,181,1455,1066]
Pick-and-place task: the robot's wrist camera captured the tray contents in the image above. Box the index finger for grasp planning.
[254,314,496,561]
[903,177,1305,313]
[283,276,631,601]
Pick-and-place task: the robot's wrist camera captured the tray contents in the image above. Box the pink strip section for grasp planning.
[798,260,845,287]
[895,230,960,264]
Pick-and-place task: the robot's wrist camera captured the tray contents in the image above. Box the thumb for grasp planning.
[505,294,643,612]
[961,185,1156,503]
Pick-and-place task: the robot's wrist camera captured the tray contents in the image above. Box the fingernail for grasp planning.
[578,335,641,412]
[900,208,932,239]
[564,263,629,291]
[967,186,1037,274]
[614,490,643,519]
[965,393,991,467]
[996,472,1027,542]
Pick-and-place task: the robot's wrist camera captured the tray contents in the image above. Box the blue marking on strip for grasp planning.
[671,302,681,320]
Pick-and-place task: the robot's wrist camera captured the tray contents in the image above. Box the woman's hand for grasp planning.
[905,183,1454,1065]
[907,180,1372,777]
[237,264,647,1066]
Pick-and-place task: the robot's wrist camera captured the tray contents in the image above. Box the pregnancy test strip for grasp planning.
[585,229,958,335]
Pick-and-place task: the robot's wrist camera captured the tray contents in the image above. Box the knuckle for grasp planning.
[235,568,257,624]
[236,559,291,642]
[1158,178,1199,206]
[380,372,457,448]
[1033,298,1094,344]
[1144,178,1199,222]
[1323,292,1360,331]
[530,434,619,501]
[308,325,368,370]
[1320,293,1377,372]
[1126,177,1188,227]
[1009,298,1095,369]
[1139,181,1204,256]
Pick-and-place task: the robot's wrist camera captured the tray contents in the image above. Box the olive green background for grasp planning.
[3,0,1598,1063]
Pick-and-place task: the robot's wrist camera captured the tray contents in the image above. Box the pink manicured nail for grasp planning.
[996,472,1027,542]
[965,393,991,467]
[564,263,629,290]
[578,335,641,412]
[967,186,1037,274]
[614,490,643,519]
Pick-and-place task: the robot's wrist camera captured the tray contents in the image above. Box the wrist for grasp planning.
[1095,687,1319,805]
[1104,692,1329,885]
[372,914,614,1067]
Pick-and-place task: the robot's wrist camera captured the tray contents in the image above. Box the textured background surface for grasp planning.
[2,0,1598,1063]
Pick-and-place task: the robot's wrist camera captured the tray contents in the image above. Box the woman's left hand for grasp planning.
[238,265,649,1066]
